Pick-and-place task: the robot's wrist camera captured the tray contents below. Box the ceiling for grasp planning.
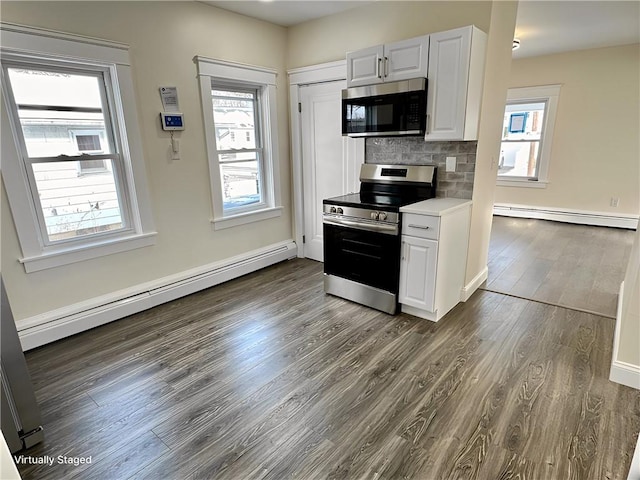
[203,1,640,59]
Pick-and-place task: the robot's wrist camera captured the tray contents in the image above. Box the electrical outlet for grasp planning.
[446,157,456,172]
[610,197,620,207]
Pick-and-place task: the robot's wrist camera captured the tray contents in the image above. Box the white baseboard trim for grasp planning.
[610,281,640,390]
[17,240,297,351]
[493,203,639,229]
[461,266,488,302]
[610,360,640,390]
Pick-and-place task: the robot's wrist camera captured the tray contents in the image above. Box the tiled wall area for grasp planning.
[365,138,477,199]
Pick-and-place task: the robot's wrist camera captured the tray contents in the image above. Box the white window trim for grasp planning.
[497,84,561,188]
[195,56,282,230]
[0,22,156,273]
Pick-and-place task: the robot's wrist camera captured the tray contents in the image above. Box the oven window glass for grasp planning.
[323,223,401,293]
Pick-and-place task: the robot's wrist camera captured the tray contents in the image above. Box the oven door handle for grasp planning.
[323,216,399,235]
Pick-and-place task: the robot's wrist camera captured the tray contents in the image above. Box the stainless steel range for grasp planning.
[323,164,437,314]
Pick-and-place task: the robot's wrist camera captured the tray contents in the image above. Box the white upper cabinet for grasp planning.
[425,25,487,141]
[346,35,429,87]
[347,45,384,87]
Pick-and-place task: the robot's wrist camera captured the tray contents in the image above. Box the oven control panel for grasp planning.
[369,211,388,221]
[323,204,398,224]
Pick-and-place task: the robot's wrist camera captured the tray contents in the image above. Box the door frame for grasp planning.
[288,60,347,259]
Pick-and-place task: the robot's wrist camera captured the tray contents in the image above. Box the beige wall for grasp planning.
[494,44,640,215]
[465,2,518,285]
[0,1,292,320]
[287,1,492,68]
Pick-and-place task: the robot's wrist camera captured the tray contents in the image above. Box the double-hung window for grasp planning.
[1,23,155,272]
[196,57,282,230]
[212,86,262,210]
[497,85,561,188]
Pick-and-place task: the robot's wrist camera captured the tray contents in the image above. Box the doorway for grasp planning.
[292,70,364,262]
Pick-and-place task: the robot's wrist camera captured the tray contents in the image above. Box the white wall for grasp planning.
[1,1,292,321]
[495,44,640,216]
[615,226,640,370]
[465,1,518,287]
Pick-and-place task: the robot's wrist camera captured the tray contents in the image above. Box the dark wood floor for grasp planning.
[16,257,640,479]
[485,216,634,318]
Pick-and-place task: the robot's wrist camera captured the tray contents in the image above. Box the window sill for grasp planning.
[497,179,548,189]
[211,206,283,230]
[20,232,157,273]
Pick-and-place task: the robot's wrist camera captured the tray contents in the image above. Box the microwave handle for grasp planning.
[426,113,431,134]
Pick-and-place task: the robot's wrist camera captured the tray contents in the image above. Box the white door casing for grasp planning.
[299,81,363,261]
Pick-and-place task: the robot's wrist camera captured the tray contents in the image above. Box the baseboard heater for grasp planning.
[493,204,638,230]
[17,241,297,350]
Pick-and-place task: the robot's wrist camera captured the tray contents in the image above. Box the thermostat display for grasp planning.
[160,112,184,131]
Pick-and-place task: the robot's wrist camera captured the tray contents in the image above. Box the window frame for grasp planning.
[212,84,265,213]
[497,84,561,189]
[196,56,282,230]
[1,22,156,272]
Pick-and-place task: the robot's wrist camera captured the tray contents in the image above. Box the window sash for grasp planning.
[498,100,549,181]
[6,63,120,158]
[2,60,133,246]
[211,84,266,211]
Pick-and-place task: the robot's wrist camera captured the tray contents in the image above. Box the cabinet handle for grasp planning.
[377,57,382,79]
[384,56,389,77]
[408,224,430,229]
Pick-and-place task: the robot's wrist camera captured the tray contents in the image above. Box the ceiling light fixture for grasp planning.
[513,38,521,50]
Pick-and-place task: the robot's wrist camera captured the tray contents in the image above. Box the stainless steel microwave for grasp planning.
[342,78,427,137]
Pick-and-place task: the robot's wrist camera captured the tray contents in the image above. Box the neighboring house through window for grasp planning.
[0,23,156,272]
[72,130,108,174]
[196,56,282,230]
[497,85,561,188]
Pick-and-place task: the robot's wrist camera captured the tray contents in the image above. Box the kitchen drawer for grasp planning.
[402,213,440,239]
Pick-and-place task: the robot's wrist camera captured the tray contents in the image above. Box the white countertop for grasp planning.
[400,198,472,216]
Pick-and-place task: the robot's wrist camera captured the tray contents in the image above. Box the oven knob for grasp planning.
[337,207,343,214]
[370,211,379,220]
[330,206,337,213]
[378,212,387,221]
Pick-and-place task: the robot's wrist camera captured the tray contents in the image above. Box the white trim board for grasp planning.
[461,265,488,302]
[17,241,297,350]
[610,281,640,390]
[610,360,640,390]
[288,60,347,259]
[493,203,639,230]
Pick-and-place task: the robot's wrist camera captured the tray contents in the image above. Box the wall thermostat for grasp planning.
[160,112,184,131]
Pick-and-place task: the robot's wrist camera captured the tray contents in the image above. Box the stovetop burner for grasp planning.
[323,192,412,211]
[323,164,437,213]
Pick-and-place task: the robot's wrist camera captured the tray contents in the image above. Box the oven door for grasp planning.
[323,218,401,293]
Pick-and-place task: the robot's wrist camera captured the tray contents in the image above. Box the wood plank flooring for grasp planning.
[16,258,640,480]
[485,216,635,318]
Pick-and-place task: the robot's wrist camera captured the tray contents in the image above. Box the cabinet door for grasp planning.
[384,36,429,82]
[347,45,384,87]
[425,26,472,141]
[399,236,438,312]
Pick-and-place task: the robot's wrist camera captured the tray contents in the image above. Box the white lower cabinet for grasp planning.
[400,236,438,312]
[399,199,472,322]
